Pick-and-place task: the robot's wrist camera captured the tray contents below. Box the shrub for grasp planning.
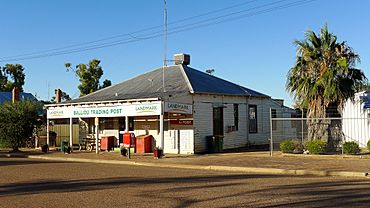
[280,140,295,153]
[305,140,327,154]
[343,141,360,155]
[294,141,304,153]
[0,100,43,151]
[0,139,11,148]
[367,140,370,153]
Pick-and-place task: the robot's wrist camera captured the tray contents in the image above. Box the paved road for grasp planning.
[1,158,370,208]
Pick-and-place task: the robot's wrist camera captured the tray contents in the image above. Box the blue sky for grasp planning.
[0,0,369,107]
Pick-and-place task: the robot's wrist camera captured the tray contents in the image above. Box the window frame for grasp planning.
[234,104,239,131]
[248,105,257,133]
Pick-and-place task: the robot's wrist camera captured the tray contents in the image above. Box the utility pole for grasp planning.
[47,81,50,101]
[162,0,167,93]
[160,0,168,152]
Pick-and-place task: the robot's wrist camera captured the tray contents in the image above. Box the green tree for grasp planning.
[65,59,111,97]
[0,100,43,151]
[101,79,112,89]
[1,64,26,91]
[0,69,7,90]
[361,83,370,91]
[286,24,367,140]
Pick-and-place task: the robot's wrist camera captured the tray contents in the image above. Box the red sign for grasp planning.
[170,120,193,125]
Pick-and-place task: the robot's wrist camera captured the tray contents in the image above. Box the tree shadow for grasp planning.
[258,180,370,207]
[2,159,370,207]
[0,159,67,167]
[132,176,370,207]
[0,174,282,198]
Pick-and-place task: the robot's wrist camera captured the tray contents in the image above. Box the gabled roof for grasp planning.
[0,92,37,104]
[63,65,190,104]
[183,65,268,97]
[62,64,269,105]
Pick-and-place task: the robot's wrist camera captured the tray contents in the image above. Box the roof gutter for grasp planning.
[194,91,269,98]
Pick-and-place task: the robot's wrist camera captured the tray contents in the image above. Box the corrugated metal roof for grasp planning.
[183,65,269,97]
[0,92,37,104]
[63,65,189,104]
[62,64,269,104]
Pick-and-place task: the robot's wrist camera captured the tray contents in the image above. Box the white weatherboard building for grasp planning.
[342,90,370,147]
[46,54,295,154]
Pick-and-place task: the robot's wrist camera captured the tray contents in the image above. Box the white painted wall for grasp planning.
[193,94,251,152]
[193,95,215,153]
[90,93,296,154]
[237,97,295,145]
[342,91,370,147]
[192,94,296,153]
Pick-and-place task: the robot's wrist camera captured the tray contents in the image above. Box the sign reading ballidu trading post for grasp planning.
[47,102,162,119]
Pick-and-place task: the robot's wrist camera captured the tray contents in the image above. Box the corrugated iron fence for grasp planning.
[38,124,80,147]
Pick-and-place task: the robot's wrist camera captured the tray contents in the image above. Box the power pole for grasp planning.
[162,0,168,92]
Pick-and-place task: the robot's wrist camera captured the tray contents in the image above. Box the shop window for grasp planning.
[104,118,114,130]
[117,117,134,131]
[118,117,125,131]
[249,105,257,133]
[86,118,95,134]
[234,104,239,131]
[129,117,134,131]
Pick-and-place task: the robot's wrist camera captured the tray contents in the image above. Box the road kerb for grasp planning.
[8,154,369,179]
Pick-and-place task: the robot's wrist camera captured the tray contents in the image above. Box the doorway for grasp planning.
[213,107,224,136]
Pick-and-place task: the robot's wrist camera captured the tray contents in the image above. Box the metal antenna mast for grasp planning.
[162,0,167,92]
[47,81,50,101]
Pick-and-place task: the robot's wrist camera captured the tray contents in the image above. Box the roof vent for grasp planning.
[174,53,190,65]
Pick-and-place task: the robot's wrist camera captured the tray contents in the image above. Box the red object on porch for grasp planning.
[100,136,115,151]
[153,148,163,158]
[123,132,136,148]
[136,135,153,153]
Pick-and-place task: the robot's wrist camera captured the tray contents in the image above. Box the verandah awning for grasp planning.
[46,101,192,119]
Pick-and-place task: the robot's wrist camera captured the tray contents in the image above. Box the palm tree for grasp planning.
[287,24,367,141]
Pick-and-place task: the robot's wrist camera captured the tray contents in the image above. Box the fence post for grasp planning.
[341,120,344,157]
[301,109,304,146]
[269,108,273,157]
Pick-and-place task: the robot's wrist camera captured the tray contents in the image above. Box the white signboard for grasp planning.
[47,102,162,119]
[164,102,193,114]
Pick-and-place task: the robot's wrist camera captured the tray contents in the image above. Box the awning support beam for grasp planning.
[70,117,73,152]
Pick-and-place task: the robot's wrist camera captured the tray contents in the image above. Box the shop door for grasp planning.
[165,130,180,154]
[213,107,224,136]
[165,129,194,154]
